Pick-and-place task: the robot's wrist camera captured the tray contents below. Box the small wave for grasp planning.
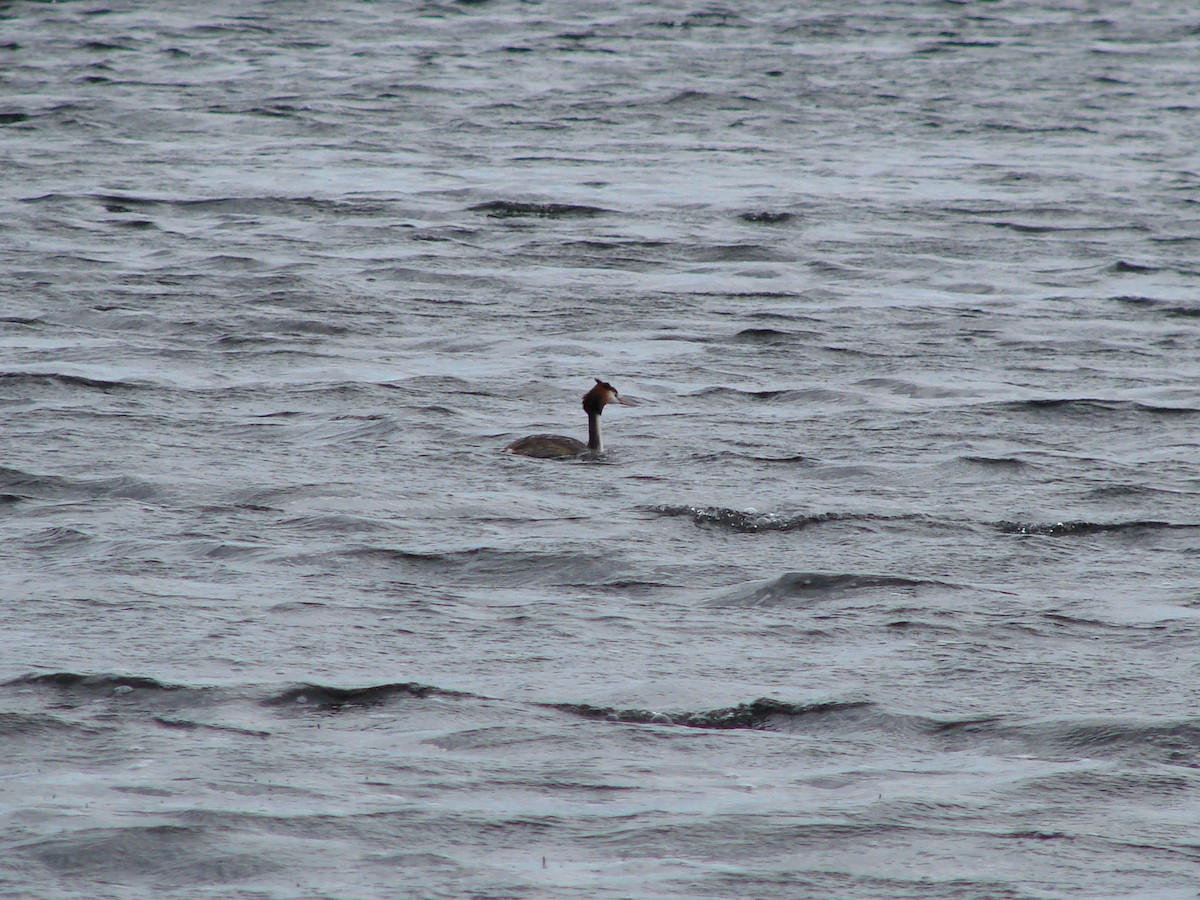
[1084,483,1179,501]
[651,505,851,533]
[19,824,282,881]
[707,572,956,607]
[0,711,100,736]
[661,88,758,107]
[1108,260,1161,274]
[695,451,815,466]
[957,455,1027,468]
[689,244,794,263]
[996,520,1197,536]
[731,327,791,343]
[79,193,390,219]
[340,546,614,585]
[152,716,271,738]
[21,526,94,550]
[1002,398,1199,417]
[0,371,144,392]
[85,474,162,501]
[1112,296,1200,318]
[1163,305,1200,318]
[249,415,398,446]
[469,200,610,218]
[989,221,1145,234]
[729,327,820,345]
[5,672,186,693]
[277,513,388,534]
[547,697,873,731]
[689,386,803,402]
[971,717,1200,765]
[856,377,973,400]
[0,467,160,503]
[264,681,471,711]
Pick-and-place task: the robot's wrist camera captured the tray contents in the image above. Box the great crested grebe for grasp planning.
[506,379,630,459]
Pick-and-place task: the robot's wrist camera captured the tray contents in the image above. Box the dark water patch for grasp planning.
[1016,718,1200,765]
[707,572,958,607]
[885,619,962,633]
[0,711,102,737]
[6,672,188,693]
[198,539,271,561]
[271,317,352,337]
[52,192,392,220]
[551,696,1200,763]
[265,681,472,711]
[1162,305,1200,318]
[694,451,816,466]
[548,697,873,731]
[112,786,177,798]
[1108,260,1161,274]
[979,122,1098,136]
[0,111,30,125]
[731,327,790,344]
[1113,296,1200,318]
[225,483,349,511]
[688,243,793,263]
[989,221,1147,234]
[1014,769,1195,801]
[341,546,615,585]
[0,371,146,392]
[996,520,1198,536]
[1,672,212,714]
[21,526,94,551]
[654,8,745,28]
[1001,398,1199,418]
[651,505,865,534]
[152,716,271,738]
[560,238,670,252]
[1084,483,1176,501]
[20,824,282,882]
[738,211,794,224]
[0,467,161,503]
[1040,613,1169,634]
[200,254,270,272]
[277,513,388,535]
[690,386,806,403]
[690,869,1033,900]
[78,39,136,51]
[211,332,277,348]
[268,600,329,613]
[469,200,610,218]
[729,326,821,344]
[956,455,1028,469]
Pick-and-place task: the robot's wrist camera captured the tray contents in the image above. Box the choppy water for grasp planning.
[3,1,1200,897]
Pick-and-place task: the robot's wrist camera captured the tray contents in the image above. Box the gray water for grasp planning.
[3,1,1200,897]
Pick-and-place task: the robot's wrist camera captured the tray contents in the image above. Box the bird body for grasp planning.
[506,379,628,459]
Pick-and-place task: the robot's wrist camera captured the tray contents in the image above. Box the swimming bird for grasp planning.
[505,379,630,459]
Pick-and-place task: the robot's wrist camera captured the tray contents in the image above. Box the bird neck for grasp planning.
[587,411,602,452]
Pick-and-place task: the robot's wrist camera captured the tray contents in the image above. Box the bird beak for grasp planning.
[615,393,639,407]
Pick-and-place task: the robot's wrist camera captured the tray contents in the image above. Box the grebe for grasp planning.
[506,379,629,459]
